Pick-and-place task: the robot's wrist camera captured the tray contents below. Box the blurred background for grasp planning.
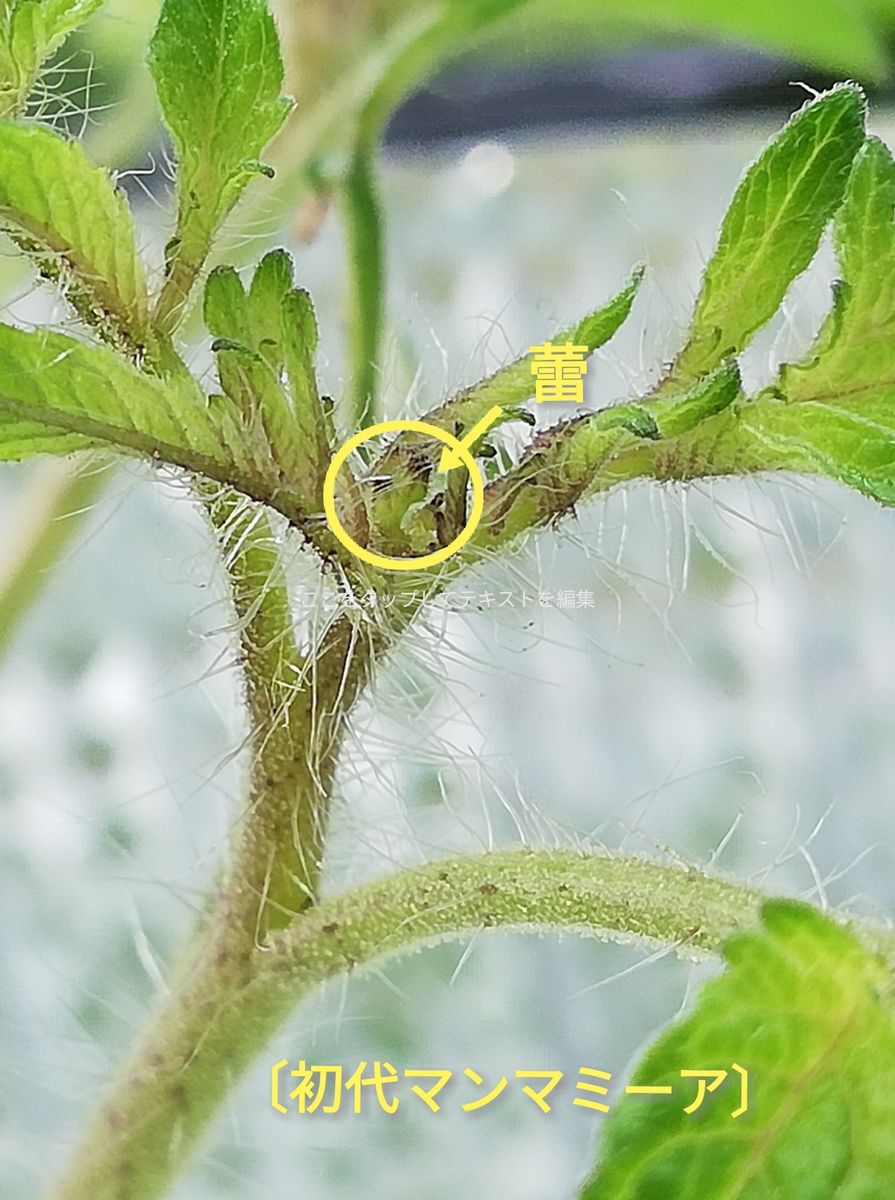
[3,1,895,1197]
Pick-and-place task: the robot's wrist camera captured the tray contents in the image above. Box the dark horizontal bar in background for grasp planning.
[383,44,855,147]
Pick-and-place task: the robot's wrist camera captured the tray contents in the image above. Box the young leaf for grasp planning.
[247,248,294,373]
[376,266,645,487]
[149,0,292,332]
[12,0,103,55]
[781,136,895,412]
[211,340,310,487]
[205,251,295,368]
[281,287,321,426]
[204,257,329,501]
[649,360,741,439]
[204,265,250,345]
[437,265,645,434]
[581,902,895,1199]
[281,286,331,487]
[674,136,895,509]
[671,85,866,386]
[0,120,149,348]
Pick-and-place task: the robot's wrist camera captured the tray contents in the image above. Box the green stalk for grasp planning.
[199,484,319,931]
[323,0,541,433]
[0,458,106,656]
[343,138,385,429]
[46,848,783,1200]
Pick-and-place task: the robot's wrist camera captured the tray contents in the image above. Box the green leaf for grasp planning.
[366,267,645,549]
[672,85,866,386]
[203,256,329,500]
[426,265,644,440]
[15,0,103,51]
[0,409,96,459]
[499,0,887,80]
[149,0,291,201]
[680,136,895,508]
[0,324,222,459]
[0,120,149,348]
[0,324,299,517]
[0,0,103,117]
[781,137,895,412]
[204,264,250,344]
[634,136,895,501]
[581,902,895,1200]
[149,0,292,332]
[247,247,294,373]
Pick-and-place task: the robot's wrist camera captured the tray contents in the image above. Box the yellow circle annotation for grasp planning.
[323,418,485,571]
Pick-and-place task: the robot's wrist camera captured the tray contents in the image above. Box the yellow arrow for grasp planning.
[438,404,504,472]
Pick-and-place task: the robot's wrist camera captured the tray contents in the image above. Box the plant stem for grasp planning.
[343,139,385,429]
[334,3,485,433]
[45,523,392,1198]
[46,847,788,1200]
[201,485,318,930]
[0,458,106,657]
[217,605,383,934]
[199,480,411,941]
[270,847,768,969]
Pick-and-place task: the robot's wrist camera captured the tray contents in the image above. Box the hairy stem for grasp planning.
[202,485,316,931]
[267,847,895,981]
[216,604,384,934]
[269,847,768,970]
[47,847,795,1200]
[200,484,412,940]
[46,533,396,1199]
